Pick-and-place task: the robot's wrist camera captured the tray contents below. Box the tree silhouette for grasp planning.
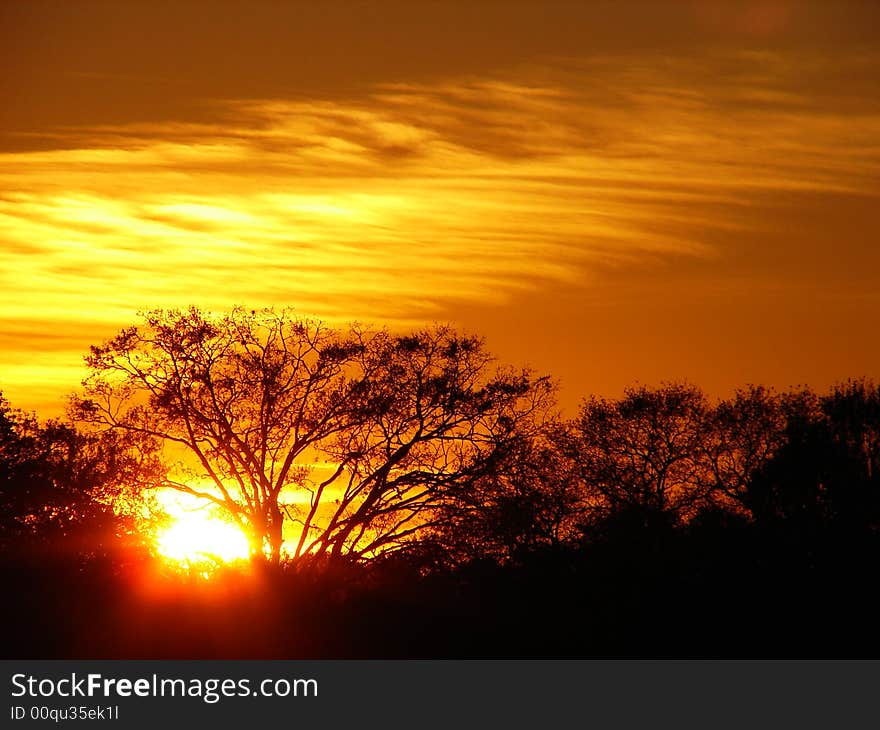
[7,365,880,658]
[572,382,711,528]
[0,392,150,558]
[73,307,554,565]
[701,384,789,518]
[434,428,581,564]
[740,380,880,535]
[820,379,880,532]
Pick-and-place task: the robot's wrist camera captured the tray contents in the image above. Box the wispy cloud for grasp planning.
[1,49,879,410]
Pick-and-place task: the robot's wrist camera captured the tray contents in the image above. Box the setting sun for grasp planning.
[157,516,251,566]
[154,492,251,567]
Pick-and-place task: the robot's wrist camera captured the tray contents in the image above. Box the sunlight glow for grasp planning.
[157,517,250,565]
[2,52,880,416]
[156,509,251,567]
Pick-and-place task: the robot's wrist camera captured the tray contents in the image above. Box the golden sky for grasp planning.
[2,1,879,415]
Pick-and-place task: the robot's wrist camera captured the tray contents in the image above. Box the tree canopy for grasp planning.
[0,392,149,559]
[5,329,880,658]
[73,307,555,564]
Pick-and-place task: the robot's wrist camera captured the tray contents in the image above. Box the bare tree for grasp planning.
[73,307,553,565]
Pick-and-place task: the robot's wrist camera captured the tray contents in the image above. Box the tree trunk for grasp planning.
[247,513,268,563]
[267,505,284,566]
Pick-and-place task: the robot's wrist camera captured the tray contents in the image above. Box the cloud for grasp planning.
[1,49,879,411]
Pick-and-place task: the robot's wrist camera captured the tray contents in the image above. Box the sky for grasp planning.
[2,0,879,416]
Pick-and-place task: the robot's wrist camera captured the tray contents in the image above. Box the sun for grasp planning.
[154,490,251,567]
[157,516,251,565]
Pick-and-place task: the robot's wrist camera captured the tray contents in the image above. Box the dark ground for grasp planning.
[4,521,878,659]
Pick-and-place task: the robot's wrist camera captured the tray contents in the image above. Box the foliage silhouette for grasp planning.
[572,382,711,525]
[4,323,880,658]
[72,307,554,564]
[0,392,152,561]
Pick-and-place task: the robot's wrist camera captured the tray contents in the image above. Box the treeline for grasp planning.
[434,379,880,565]
[2,379,879,657]
[2,308,879,657]
[4,378,879,565]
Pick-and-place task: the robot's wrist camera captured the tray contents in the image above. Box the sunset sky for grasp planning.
[2,0,879,415]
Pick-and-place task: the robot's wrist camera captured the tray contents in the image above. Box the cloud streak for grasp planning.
[1,49,879,411]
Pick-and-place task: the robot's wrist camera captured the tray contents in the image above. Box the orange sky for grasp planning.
[1,0,879,415]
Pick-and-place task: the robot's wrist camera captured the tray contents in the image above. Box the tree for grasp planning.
[740,381,880,534]
[0,392,151,559]
[733,387,828,530]
[572,382,710,527]
[820,379,880,532]
[432,424,582,564]
[73,307,554,565]
[701,384,788,518]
